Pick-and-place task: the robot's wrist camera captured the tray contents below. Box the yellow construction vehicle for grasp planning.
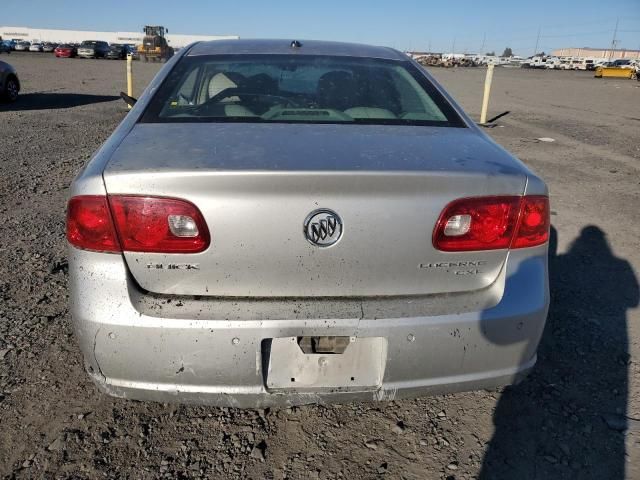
[137,26,174,62]
[594,66,635,79]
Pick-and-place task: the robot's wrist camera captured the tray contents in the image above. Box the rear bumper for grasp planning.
[69,247,549,408]
[88,357,536,407]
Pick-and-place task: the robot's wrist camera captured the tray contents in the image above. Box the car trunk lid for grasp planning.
[103,123,528,297]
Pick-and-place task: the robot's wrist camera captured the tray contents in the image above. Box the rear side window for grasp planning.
[141,54,464,127]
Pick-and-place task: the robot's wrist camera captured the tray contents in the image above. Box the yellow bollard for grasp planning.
[480,64,494,124]
[126,53,133,110]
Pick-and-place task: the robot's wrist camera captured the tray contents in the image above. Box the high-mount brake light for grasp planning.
[433,195,549,252]
[66,195,210,254]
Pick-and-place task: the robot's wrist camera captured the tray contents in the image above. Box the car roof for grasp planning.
[186,39,407,61]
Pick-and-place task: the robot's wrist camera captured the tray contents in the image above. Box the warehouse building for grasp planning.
[552,47,640,60]
[0,26,238,48]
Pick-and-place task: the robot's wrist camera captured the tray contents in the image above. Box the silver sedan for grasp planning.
[67,39,550,407]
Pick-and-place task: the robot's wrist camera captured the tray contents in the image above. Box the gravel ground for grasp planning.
[0,52,639,479]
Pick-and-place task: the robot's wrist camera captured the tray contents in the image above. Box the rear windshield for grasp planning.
[141,55,464,127]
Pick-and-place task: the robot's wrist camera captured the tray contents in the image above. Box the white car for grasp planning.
[614,59,637,69]
[29,43,43,52]
[14,42,30,52]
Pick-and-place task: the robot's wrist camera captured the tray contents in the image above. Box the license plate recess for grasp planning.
[265,336,387,391]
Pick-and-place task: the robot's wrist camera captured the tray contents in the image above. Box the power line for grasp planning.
[407,17,640,54]
[540,30,614,38]
[609,17,619,59]
[533,26,541,55]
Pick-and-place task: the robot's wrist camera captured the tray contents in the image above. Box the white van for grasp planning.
[524,56,547,68]
[545,57,561,69]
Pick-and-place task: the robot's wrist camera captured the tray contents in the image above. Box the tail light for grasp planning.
[66,195,210,253]
[511,196,550,248]
[109,196,209,253]
[66,196,120,252]
[433,195,549,251]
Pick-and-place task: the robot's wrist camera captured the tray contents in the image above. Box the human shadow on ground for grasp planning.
[479,225,638,479]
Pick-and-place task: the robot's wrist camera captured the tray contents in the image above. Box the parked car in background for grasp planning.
[77,40,109,59]
[544,57,561,69]
[1,40,16,53]
[0,60,20,102]
[570,58,586,70]
[42,43,57,53]
[14,41,30,51]
[106,43,127,59]
[502,56,525,67]
[67,39,550,407]
[124,44,139,59]
[0,42,10,54]
[612,59,635,69]
[29,43,43,52]
[522,56,547,68]
[54,44,77,58]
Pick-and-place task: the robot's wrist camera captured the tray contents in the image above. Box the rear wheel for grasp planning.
[2,76,19,103]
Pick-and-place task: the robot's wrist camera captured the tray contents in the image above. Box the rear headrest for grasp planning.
[244,73,278,94]
[317,71,357,111]
[208,72,245,100]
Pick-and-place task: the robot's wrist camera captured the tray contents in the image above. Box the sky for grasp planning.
[3,0,640,56]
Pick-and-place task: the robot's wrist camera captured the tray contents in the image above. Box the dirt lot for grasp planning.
[0,52,639,479]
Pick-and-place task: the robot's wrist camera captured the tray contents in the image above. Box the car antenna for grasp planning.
[290,40,302,49]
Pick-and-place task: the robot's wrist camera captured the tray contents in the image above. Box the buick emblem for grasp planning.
[304,209,343,247]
